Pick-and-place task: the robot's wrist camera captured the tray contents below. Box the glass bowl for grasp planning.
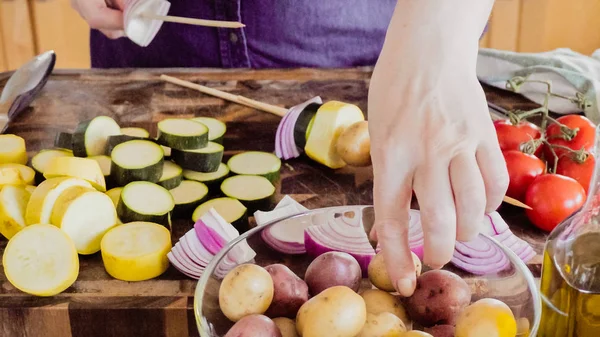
[193,205,542,336]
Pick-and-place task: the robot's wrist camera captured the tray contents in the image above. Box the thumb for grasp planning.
[372,162,417,297]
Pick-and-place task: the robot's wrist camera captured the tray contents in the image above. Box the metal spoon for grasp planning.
[0,50,56,133]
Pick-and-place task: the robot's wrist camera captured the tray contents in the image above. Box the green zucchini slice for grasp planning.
[169,180,209,218]
[158,161,183,190]
[31,149,74,184]
[110,140,164,186]
[54,132,74,150]
[72,116,122,157]
[294,103,321,149]
[117,181,174,229]
[191,117,227,144]
[227,151,281,183]
[182,162,229,190]
[192,197,248,231]
[156,119,208,150]
[120,127,150,138]
[106,135,146,155]
[171,141,224,173]
[220,175,275,213]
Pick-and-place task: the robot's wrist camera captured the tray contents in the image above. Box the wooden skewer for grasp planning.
[160,74,532,210]
[142,13,245,29]
[160,74,288,116]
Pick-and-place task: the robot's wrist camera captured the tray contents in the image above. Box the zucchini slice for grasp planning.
[101,222,171,281]
[191,117,227,144]
[169,180,209,218]
[110,140,164,186]
[183,162,229,191]
[50,185,118,255]
[220,175,275,213]
[31,149,74,184]
[156,119,208,150]
[117,181,174,228]
[304,101,365,169]
[0,185,31,240]
[227,151,281,183]
[3,224,79,297]
[120,127,150,138]
[72,116,122,157]
[171,141,224,173]
[43,157,107,192]
[294,102,321,149]
[0,134,27,165]
[54,132,74,150]
[0,163,35,186]
[192,197,248,231]
[158,161,183,190]
[106,135,145,155]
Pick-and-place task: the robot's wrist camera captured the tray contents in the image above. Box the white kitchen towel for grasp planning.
[476,48,600,123]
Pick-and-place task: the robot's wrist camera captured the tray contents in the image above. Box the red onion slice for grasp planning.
[275,96,323,159]
[194,220,225,255]
[167,252,202,279]
[173,243,205,274]
[184,230,213,265]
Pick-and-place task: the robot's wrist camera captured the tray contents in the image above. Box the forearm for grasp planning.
[377,0,495,74]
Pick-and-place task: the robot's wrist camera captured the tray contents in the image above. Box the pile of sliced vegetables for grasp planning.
[168,208,256,279]
[256,198,536,276]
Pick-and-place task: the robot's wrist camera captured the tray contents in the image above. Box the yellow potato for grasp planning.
[273,317,298,337]
[361,289,411,328]
[402,331,433,337]
[455,298,517,337]
[219,264,274,322]
[368,251,421,292]
[358,312,406,337]
[296,285,367,337]
[336,121,371,167]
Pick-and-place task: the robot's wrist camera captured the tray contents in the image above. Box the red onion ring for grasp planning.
[275,96,323,159]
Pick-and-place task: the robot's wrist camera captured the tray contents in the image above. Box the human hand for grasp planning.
[71,0,125,39]
[367,0,503,298]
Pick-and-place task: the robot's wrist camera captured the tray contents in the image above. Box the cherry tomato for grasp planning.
[525,174,586,232]
[545,115,596,159]
[494,120,542,153]
[503,150,546,201]
[556,152,595,194]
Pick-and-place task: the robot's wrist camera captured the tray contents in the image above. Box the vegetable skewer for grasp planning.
[141,13,245,28]
[159,75,531,210]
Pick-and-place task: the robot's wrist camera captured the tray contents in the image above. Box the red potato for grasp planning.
[224,314,282,337]
[406,270,471,327]
[264,264,309,318]
[304,251,362,295]
[424,325,455,337]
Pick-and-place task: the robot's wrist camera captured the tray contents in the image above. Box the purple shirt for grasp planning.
[91,0,397,68]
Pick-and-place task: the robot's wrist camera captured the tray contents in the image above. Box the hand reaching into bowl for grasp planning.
[368,0,507,297]
[71,0,125,39]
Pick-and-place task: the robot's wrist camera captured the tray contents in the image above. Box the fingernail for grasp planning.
[396,278,416,297]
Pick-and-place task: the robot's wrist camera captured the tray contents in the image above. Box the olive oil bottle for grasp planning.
[539,125,600,337]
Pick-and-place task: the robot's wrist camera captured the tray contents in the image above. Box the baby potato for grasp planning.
[304,252,362,295]
[219,264,275,322]
[455,298,517,337]
[272,317,298,337]
[424,325,455,337]
[224,314,282,337]
[264,264,309,318]
[358,312,407,337]
[336,121,371,167]
[406,270,471,327]
[361,289,410,328]
[296,285,367,337]
[368,251,421,292]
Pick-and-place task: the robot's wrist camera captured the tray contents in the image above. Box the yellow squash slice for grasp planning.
[25,177,92,225]
[51,185,118,255]
[43,156,106,192]
[0,163,36,185]
[0,168,25,187]
[304,101,365,169]
[101,221,171,281]
[0,185,32,240]
[0,134,27,165]
[3,224,79,297]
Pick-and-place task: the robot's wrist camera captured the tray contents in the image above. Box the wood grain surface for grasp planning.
[0,67,547,337]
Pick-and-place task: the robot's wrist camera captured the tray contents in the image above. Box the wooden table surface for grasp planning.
[0,67,547,337]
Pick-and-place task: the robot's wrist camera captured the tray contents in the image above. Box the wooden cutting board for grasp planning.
[0,67,548,337]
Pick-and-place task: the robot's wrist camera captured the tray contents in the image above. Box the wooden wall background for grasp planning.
[0,0,599,71]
